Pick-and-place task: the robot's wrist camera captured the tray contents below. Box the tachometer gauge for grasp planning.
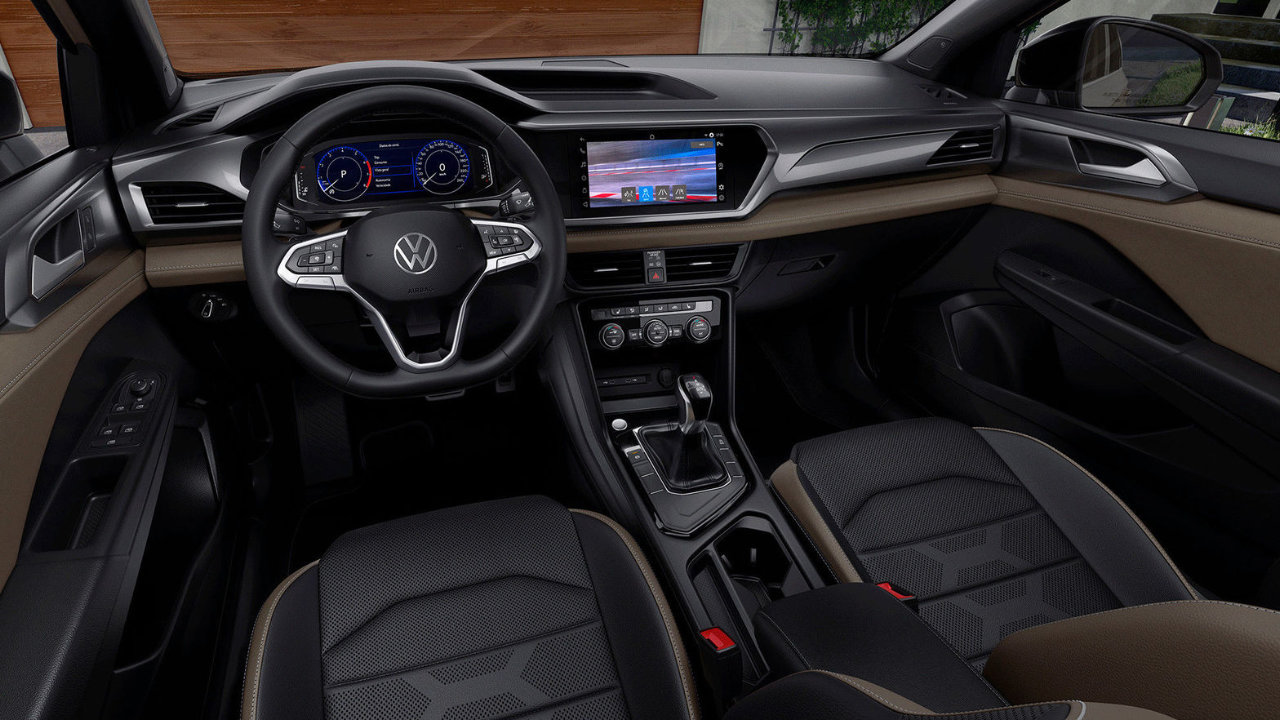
[315,146,372,202]
[415,139,471,196]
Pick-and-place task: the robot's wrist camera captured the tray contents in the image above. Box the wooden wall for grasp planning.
[1,1,704,128]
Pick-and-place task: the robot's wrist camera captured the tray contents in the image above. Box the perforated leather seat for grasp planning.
[771,417,1198,669]
[241,496,698,720]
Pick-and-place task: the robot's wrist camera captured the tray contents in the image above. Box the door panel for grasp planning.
[880,179,1280,604]
[0,149,144,589]
[992,176,1280,375]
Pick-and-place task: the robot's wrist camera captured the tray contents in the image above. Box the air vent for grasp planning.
[927,129,996,165]
[919,84,966,104]
[139,183,245,225]
[568,250,645,289]
[665,245,741,283]
[163,106,219,131]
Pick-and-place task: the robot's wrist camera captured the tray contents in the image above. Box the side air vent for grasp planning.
[665,245,741,283]
[567,250,645,288]
[162,106,219,131]
[139,183,245,225]
[919,84,966,104]
[927,129,997,165]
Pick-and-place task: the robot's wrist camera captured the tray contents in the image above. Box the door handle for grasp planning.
[31,250,85,300]
[1077,157,1167,186]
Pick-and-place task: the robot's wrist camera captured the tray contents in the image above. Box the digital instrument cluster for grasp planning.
[294,136,494,205]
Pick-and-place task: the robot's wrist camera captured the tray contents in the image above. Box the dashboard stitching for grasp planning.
[0,263,145,399]
[997,189,1280,252]
[149,260,243,272]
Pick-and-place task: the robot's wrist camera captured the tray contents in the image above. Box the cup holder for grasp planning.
[717,527,797,609]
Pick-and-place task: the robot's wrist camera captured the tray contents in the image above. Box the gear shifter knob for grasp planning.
[677,374,713,435]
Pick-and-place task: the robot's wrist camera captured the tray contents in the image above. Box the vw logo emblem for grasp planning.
[393,232,437,275]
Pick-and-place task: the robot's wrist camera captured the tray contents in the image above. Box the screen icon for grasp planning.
[655,186,671,202]
[638,186,655,202]
[672,185,687,201]
[621,187,638,203]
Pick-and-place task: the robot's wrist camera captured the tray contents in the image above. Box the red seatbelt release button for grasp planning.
[700,627,736,652]
[877,582,916,601]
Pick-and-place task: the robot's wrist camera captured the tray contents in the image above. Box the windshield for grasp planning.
[146,0,957,75]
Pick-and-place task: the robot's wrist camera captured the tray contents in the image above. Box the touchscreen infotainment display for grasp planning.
[585,138,720,208]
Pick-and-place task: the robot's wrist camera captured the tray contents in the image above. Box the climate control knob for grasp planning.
[687,315,712,343]
[599,323,625,350]
[644,320,670,347]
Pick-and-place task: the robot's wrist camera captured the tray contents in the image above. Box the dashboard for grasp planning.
[111,57,1007,234]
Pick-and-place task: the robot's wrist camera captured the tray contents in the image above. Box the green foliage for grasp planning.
[775,0,951,56]
[1224,118,1279,141]
[1138,61,1202,108]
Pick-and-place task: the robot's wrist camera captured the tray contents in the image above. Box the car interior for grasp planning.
[2,0,1280,719]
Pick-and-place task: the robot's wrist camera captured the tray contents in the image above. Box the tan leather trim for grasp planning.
[984,600,1280,720]
[993,176,1280,374]
[146,240,245,287]
[975,427,1198,599]
[568,175,997,252]
[815,672,936,714]
[241,560,319,720]
[0,251,146,590]
[569,508,700,720]
[770,460,862,583]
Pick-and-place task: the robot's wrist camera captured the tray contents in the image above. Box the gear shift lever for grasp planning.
[639,373,727,492]
[677,374,713,435]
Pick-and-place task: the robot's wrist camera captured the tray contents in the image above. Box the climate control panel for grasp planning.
[589,296,722,351]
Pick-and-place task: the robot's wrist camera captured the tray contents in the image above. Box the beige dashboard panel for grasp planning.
[147,240,245,287]
[0,251,147,589]
[567,174,998,252]
[993,177,1280,374]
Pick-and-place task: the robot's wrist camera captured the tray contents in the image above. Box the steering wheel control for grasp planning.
[588,296,721,351]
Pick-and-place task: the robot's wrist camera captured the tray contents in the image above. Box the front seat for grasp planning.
[241,496,698,720]
[770,417,1198,668]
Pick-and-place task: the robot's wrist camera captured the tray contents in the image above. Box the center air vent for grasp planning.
[927,129,997,165]
[665,245,741,283]
[568,250,645,288]
[138,183,245,225]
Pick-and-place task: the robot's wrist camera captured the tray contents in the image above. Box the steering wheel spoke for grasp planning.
[471,219,542,274]
[276,229,350,291]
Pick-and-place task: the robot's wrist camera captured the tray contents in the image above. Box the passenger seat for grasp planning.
[771,417,1197,668]
[766,418,1280,720]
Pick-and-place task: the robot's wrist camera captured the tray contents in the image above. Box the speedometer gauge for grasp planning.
[415,139,471,195]
[315,146,372,202]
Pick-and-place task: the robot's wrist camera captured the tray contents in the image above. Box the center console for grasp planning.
[582,292,748,535]
[552,277,828,708]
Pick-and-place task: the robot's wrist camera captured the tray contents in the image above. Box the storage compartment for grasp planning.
[29,455,128,552]
[688,516,810,686]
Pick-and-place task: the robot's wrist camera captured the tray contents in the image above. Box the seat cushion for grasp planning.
[242,496,698,720]
[722,671,1175,720]
[772,418,1195,668]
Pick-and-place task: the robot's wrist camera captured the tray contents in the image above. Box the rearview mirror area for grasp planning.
[1014,17,1224,118]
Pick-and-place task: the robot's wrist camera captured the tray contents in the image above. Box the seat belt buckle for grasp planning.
[696,627,742,712]
[876,582,919,611]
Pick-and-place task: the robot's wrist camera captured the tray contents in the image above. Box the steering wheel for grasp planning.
[243,86,566,397]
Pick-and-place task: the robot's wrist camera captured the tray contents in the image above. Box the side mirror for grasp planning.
[1,72,25,140]
[1014,17,1223,117]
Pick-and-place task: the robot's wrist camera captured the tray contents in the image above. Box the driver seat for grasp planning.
[241,496,698,720]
